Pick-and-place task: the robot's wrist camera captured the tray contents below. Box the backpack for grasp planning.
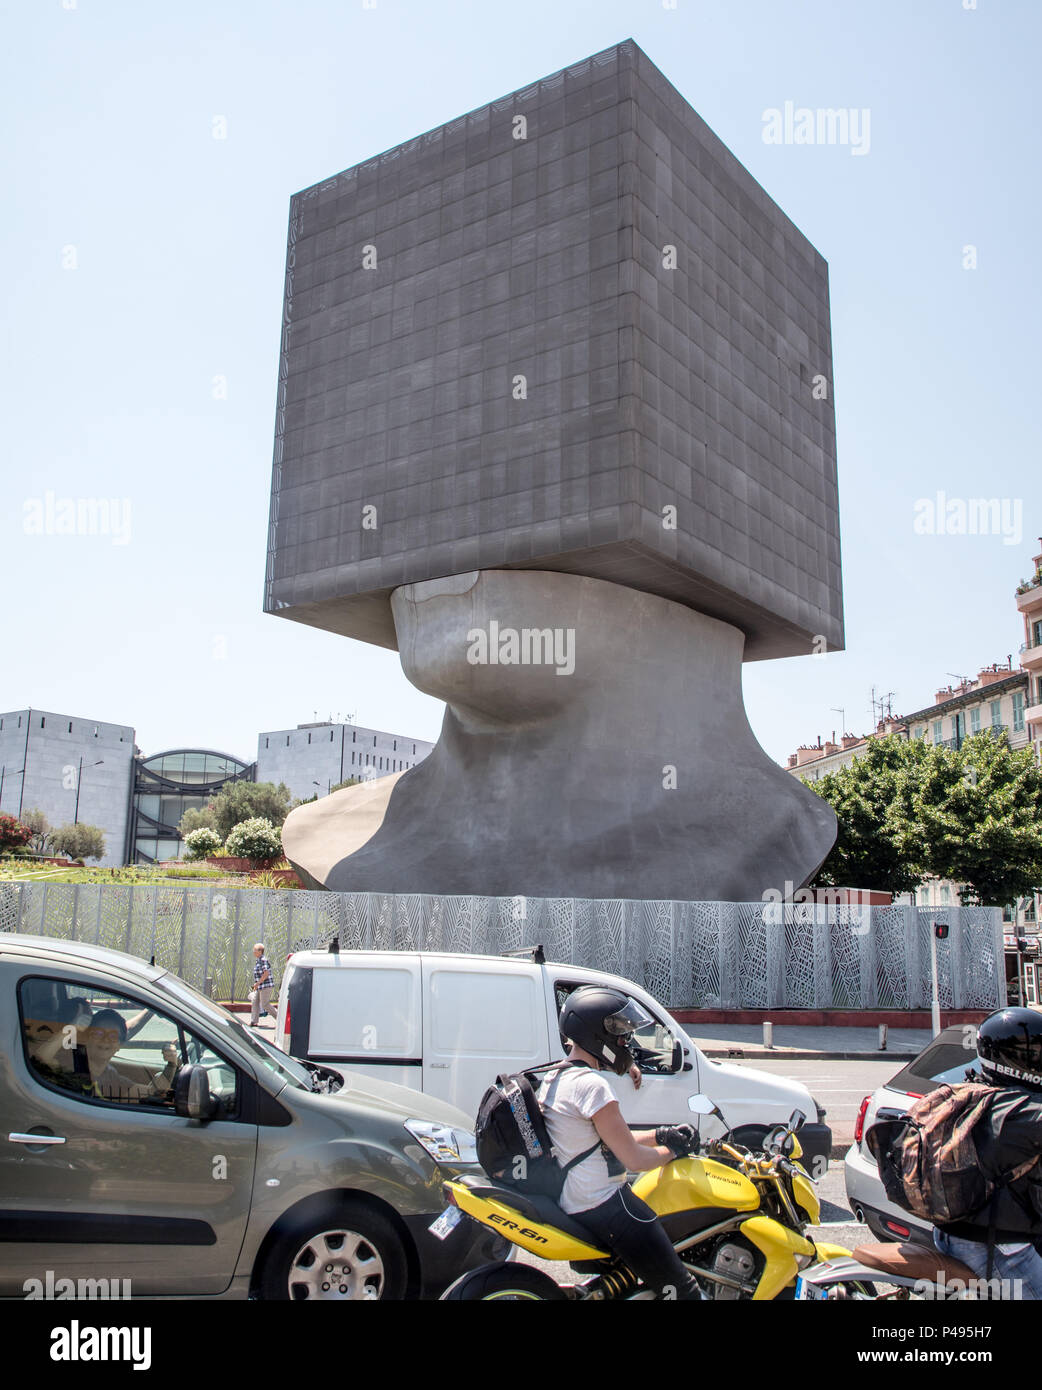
[866,1082,1039,1225]
[474,1061,601,1201]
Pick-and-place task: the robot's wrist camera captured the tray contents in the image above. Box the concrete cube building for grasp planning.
[264,39,841,662]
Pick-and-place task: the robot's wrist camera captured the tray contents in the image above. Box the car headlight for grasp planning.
[404,1120,478,1165]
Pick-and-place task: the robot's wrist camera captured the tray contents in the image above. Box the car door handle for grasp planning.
[9,1132,66,1145]
[429,1063,450,1069]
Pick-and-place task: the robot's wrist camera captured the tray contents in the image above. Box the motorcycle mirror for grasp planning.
[788,1109,806,1131]
[687,1093,717,1117]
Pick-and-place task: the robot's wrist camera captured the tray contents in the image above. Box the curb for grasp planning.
[701,1048,917,1062]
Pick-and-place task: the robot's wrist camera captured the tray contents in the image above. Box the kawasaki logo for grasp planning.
[487,1213,548,1244]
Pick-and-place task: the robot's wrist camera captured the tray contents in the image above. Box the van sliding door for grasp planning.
[420,959,552,1117]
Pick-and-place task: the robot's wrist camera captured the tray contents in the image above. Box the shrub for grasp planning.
[183,827,223,861]
[224,817,282,867]
[0,814,32,853]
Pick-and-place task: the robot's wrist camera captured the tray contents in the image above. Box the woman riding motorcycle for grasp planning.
[933,1006,1042,1297]
[536,985,706,1300]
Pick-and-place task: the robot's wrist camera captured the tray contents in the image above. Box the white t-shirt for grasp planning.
[537,1063,626,1215]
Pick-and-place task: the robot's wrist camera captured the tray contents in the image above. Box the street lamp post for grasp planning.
[74,759,104,824]
[0,764,24,814]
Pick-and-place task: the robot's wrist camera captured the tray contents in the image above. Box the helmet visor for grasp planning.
[602,998,654,1038]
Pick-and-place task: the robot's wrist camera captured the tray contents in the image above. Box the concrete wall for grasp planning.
[0,709,135,866]
[264,39,841,662]
[255,721,433,804]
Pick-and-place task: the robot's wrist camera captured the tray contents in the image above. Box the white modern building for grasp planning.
[255,720,435,805]
[0,708,136,867]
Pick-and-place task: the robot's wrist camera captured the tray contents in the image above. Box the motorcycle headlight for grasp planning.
[404,1120,478,1166]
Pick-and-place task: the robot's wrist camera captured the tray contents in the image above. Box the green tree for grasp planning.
[918,732,1042,906]
[807,735,931,896]
[210,781,291,841]
[224,817,282,866]
[20,808,52,854]
[178,803,217,838]
[51,823,106,863]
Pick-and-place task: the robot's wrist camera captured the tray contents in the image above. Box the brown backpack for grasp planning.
[866,1082,1039,1224]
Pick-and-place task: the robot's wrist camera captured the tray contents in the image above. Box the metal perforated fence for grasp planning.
[0,883,1005,1011]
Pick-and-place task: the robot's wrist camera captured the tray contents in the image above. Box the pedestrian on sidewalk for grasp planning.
[250,943,276,1026]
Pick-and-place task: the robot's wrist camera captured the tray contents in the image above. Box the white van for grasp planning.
[274,948,832,1174]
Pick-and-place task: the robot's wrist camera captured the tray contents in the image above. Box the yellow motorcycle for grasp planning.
[437,1094,869,1300]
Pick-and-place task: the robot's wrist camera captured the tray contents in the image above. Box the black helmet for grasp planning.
[559,986,653,1075]
[977,1008,1042,1091]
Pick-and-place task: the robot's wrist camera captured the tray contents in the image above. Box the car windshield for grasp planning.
[158,975,313,1092]
[884,1028,978,1096]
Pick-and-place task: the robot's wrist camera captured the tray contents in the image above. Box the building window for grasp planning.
[932,720,943,744]
[412,744,416,754]
[286,735,290,746]
[351,751,355,765]
[1033,619,1042,648]
[991,700,1002,728]
[941,885,951,904]
[970,706,981,733]
[393,740,397,751]
[1013,691,1026,733]
[265,737,269,748]
[67,722,72,733]
[40,717,45,728]
[1025,897,1038,923]
[373,736,377,746]
[307,732,312,744]
[352,731,357,742]
[330,730,334,741]
[1003,903,1015,922]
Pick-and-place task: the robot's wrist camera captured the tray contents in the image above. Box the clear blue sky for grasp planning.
[2,0,1039,766]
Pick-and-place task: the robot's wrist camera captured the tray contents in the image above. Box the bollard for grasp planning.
[763,1021,774,1050]
[878,1023,888,1051]
[204,976,214,999]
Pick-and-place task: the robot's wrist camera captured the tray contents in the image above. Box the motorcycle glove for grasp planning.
[655,1123,699,1158]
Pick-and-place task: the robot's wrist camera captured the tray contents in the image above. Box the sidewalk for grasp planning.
[688,1022,933,1061]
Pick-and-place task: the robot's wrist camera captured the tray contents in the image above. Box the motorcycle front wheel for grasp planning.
[440,1262,568,1300]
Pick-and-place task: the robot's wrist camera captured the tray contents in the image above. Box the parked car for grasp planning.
[845,1024,979,1246]
[0,935,504,1299]
[273,946,833,1173]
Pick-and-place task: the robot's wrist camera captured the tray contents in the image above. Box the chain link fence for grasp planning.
[0,882,1005,1011]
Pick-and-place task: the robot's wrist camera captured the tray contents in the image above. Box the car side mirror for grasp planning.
[670,1039,683,1073]
[174,1065,216,1120]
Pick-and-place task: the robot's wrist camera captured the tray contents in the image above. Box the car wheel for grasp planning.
[260,1201,408,1301]
[440,1262,567,1300]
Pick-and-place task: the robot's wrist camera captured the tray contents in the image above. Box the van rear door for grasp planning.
[421,957,551,1117]
[303,956,423,1093]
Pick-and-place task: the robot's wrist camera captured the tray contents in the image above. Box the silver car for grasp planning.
[844,1025,978,1247]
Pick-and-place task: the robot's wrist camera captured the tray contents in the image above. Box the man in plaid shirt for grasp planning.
[250,943,276,1026]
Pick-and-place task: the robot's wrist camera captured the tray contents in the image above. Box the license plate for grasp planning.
[795,1275,829,1300]
[428,1205,463,1240]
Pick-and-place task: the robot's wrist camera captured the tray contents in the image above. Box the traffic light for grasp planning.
[934,922,950,940]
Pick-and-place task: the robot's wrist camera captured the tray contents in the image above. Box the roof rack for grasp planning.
[500,944,546,965]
